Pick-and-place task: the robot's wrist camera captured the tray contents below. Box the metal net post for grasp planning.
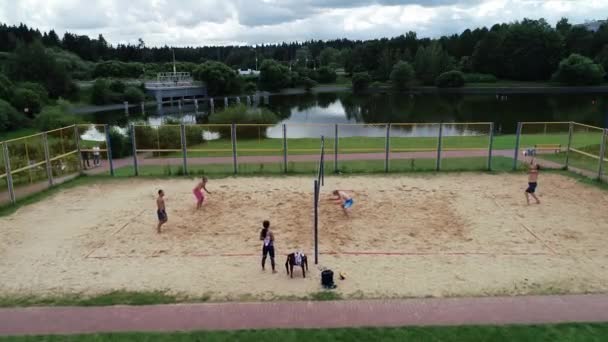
[334,124,338,173]
[2,143,15,204]
[42,133,53,186]
[598,129,607,181]
[487,123,495,171]
[313,179,319,265]
[130,124,139,176]
[283,124,287,174]
[231,123,237,174]
[180,124,188,176]
[513,122,522,170]
[74,125,83,175]
[565,122,574,170]
[384,123,390,173]
[104,125,114,176]
[436,123,443,171]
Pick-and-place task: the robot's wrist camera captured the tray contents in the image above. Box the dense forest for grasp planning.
[0,18,607,133]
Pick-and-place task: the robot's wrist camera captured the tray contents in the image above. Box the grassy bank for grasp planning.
[2,323,608,341]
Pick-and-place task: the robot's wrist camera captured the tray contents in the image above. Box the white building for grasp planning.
[238,69,260,77]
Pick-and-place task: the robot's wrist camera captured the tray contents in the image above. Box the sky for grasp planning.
[0,0,607,47]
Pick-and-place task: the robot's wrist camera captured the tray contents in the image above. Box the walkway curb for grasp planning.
[1,294,608,336]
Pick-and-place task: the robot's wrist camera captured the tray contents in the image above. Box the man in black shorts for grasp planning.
[259,220,276,273]
[525,159,540,205]
[156,190,168,233]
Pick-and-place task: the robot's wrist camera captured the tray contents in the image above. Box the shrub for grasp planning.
[259,59,291,91]
[91,79,112,105]
[108,127,132,158]
[352,72,371,93]
[390,61,415,90]
[302,77,317,91]
[0,99,28,132]
[124,86,145,103]
[208,104,279,139]
[34,101,80,131]
[552,54,605,85]
[17,82,49,104]
[109,80,126,93]
[0,73,13,100]
[435,70,465,88]
[193,61,241,96]
[11,87,42,116]
[316,66,337,84]
[463,73,497,83]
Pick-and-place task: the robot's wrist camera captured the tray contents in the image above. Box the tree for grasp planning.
[109,80,126,93]
[0,73,13,101]
[552,54,605,85]
[390,61,415,90]
[414,42,451,85]
[319,47,339,66]
[565,26,594,57]
[259,59,291,91]
[471,31,504,76]
[595,45,608,79]
[11,87,42,116]
[0,99,28,132]
[124,86,145,103]
[316,66,337,83]
[193,61,240,96]
[352,72,371,93]
[555,17,572,37]
[436,70,465,88]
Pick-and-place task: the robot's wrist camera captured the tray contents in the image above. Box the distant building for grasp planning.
[238,69,260,77]
[576,20,607,32]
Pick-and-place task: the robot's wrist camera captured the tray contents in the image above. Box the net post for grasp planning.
[180,124,188,176]
[231,123,238,174]
[598,129,607,181]
[436,123,443,171]
[130,124,139,176]
[2,143,15,204]
[487,123,495,171]
[334,124,339,173]
[321,136,325,186]
[282,124,287,174]
[513,122,522,171]
[384,123,390,173]
[104,125,114,176]
[74,125,83,175]
[565,121,574,170]
[314,179,319,265]
[42,132,54,186]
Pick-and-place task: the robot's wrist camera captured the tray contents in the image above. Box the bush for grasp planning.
[124,86,145,103]
[352,72,371,93]
[11,87,42,116]
[93,61,144,78]
[109,80,126,93]
[463,73,497,83]
[0,99,28,132]
[108,127,132,158]
[316,66,337,84]
[390,61,415,90]
[302,77,317,91]
[435,70,465,88]
[193,61,241,96]
[91,78,112,105]
[552,54,606,85]
[34,101,80,131]
[259,59,291,91]
[208,104,279,139]
[17,82,49,104]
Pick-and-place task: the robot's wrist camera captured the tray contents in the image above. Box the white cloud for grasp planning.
[0,0,607,46]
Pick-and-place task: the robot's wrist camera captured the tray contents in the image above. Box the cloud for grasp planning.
[0,0,607,47]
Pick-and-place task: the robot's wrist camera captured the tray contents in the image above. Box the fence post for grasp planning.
[513,122,523,171]
[487,123,495,171]
[42,133,53,186]
[282,124,287,174]
[140,102,145,115]
[321,136,325,186]
[384,123,391,173]
[2,143,15,204]
[565,121,574,170]
[74,125,83,175]
[436,123,443,171]
[180,124,188,176]
[334,124,339,173]
[130,124,139,176]
[314,179,319,265]
[104,125,114,176]
[231,123,238,174]
[598,129,607,181]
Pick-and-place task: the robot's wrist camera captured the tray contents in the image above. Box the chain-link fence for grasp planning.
[519,122,570,168]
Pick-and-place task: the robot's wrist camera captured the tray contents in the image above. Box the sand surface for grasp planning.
[1,174,608,300]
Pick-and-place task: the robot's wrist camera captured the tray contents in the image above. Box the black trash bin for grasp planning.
[321,269,336,289]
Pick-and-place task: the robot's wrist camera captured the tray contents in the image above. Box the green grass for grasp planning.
[0,128,39,141]
[2,323,608,341]
[540,143,607,174]
[162,132,601,158]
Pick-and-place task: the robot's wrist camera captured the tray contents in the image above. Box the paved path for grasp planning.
[1,294,608,336]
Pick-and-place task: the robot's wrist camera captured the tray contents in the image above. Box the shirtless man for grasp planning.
[525,158,541,205]
[193,176,211,210]
[330,190,354,216]
[156,189,168,233]
[259,220,276,273]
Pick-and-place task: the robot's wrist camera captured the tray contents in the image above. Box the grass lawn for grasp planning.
[0,128,39,142]
[160,132,601,158]
[540,143,607,175]
[2,323,608,341]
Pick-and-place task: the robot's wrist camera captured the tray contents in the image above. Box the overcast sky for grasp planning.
[0,0,606,46]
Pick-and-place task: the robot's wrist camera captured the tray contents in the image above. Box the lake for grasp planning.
[84,91,608,138]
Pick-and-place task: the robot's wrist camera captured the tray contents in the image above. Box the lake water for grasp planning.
[85,91,608,138]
